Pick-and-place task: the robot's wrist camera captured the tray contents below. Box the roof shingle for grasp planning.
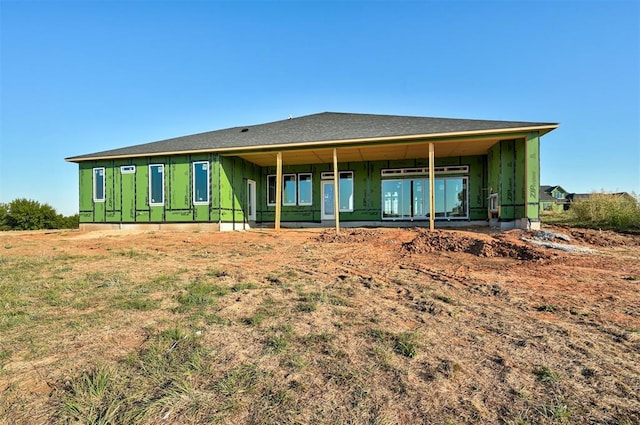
[66,112,558,162]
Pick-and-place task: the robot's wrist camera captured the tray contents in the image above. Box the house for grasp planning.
[65,112,558,232]
[539,185,570,212]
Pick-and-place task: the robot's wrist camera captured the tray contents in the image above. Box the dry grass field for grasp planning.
[0,225,638,424]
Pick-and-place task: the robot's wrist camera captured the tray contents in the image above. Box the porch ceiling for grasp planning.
[229,137,503,167]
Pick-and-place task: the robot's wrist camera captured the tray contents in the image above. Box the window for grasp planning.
[149,164,164,206]
[381,176,468,220]
[193,161,210,205]
[93,167,105,202]
[267,175,277,205]
[120,165,136,174]
[444,178,466,217]
[267,173,312,206]
[283,174,297,206]
[338,171,354,212]
[298,173,312,206]
[382,179,429,219]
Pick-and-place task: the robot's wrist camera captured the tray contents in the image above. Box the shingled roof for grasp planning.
[66,112,558,162]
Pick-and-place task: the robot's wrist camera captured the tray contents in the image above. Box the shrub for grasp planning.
[568,192,640,231]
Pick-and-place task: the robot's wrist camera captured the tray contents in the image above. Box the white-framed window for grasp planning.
[149,164,165,206]
[192,161,210,205]
[338,171,354,212]
[120,165,136,174]
[267,173,313,206]
[283,174,297,206]
[298,173,312,206]
[93,167,105,203]
[380,165,469,177]
[267,175,277,206]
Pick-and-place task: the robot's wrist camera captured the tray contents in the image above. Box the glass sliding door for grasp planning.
[381,176,468,220]
[413,179,427,218]
[445,177,467,217]
[382,180,401,218]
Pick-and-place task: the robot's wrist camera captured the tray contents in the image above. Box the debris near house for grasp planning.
[316,228,384,243]
[518,229,595,253]
[563,227,640,247]
[401,229,549,260]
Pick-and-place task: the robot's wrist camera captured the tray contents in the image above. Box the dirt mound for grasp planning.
[561,227,640,247]
[316,228,384,243]
[402,230,549,260]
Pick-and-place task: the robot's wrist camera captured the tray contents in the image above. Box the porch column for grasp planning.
[275,151,282,231]
[428,143,435,231]
[333,148,340,234]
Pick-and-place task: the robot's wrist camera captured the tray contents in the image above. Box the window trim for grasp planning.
[120,165,136,174]
[267,175,276,206]
[338,171,354,212]
[267,173,313,206]
[148,164,165,206]
[93,167,106,203]
[282,174,297,206]
[192,161,210,205]
[297,173,313,206]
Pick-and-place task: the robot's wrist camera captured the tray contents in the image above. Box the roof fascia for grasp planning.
[65,124,558,162]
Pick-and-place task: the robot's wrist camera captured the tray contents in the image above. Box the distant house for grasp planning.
[540,187,637,213]
[540,185,570,212]
[66,112,558,232]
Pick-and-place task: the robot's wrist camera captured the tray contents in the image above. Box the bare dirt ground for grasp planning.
[0,225,638,424]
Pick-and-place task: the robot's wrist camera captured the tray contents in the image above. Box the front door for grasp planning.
[321,181,335,220]
[247,179,256,221]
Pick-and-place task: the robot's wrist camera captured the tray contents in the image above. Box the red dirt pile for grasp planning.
[401,229,549,260]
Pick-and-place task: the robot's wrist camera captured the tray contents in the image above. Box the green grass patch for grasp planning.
[536,304,557,313]
[533,365,561,383]
[368,328,418,358]
[56,327,216,424]
[116,297,160,311]
[175,280,229,311]
[231,282,257,292]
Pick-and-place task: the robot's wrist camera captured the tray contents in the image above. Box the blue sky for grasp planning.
[1,0,638,215]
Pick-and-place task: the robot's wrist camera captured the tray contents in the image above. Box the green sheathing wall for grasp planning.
[77,154,261,224]
[261,155,488,222]
[486,136,539,221]
[526,133,540,220]
[78,146,540,224]
[78,162,97,223]
[218,156,261,226]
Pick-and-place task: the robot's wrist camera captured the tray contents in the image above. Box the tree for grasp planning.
[0,203,8,230]
[3,198,59,230]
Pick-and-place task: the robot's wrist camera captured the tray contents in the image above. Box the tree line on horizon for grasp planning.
[0,198,78,231]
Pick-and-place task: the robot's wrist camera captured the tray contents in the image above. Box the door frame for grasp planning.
[321,180,335,220]
[247,179,256,221]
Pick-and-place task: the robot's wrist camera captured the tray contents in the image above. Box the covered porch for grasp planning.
[222,129,544,233]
